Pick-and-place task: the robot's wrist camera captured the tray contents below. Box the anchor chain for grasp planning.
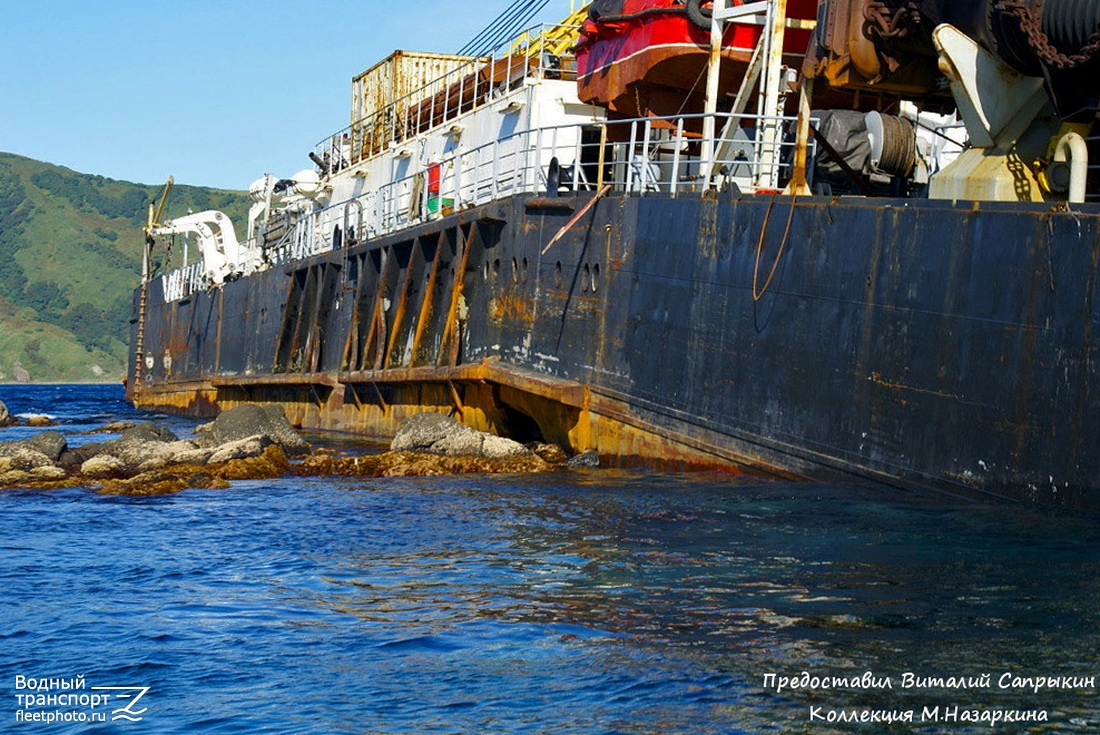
[1000,0,1100,71]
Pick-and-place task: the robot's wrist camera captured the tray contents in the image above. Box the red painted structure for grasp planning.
[575,0,817,118]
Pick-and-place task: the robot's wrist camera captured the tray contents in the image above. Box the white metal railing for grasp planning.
[162,260,204,302]
[260,209,332,267]
[160,110,807,302]
[327,111,806,238]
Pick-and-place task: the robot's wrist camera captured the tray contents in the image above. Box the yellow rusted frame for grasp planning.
[214,287,225,374]
[305,265,329,373]
[347,382,366,411]
[341,255,367,371]
[371,381,389,414]
[308,381,326,411]
[409,229,447,367]
[362,248,393,371]
[437,223,476,367]
[447,379,465,420]
[383,248,416,370]
[282,271,307,370]
[139,353,799,475]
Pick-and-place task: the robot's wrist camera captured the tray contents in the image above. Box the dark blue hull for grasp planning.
[129,190,1100,509]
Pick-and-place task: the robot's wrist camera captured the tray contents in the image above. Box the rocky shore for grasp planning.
[0,401,593,495]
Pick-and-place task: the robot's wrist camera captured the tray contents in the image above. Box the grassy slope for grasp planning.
[0,152,250,382]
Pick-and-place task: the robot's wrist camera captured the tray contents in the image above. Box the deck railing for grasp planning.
[162,261,205,302]
[160,110,806,301]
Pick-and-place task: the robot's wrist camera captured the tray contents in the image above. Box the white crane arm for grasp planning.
[149,210,242,284]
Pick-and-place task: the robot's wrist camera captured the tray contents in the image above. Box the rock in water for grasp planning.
[0,400,14,428]
[120,424,180,444]
[389,412,463,452]
[0,431,68,462]
[58,423,186,475]
[81,454,127,480]
[207,435,273,464]
[194,405,311,456]
[86,420,137,434]
[565,450,600,468]
[391,412,530,459]
[527,442,568,464]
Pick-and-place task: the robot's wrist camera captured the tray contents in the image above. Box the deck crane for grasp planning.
[147,210,252,285]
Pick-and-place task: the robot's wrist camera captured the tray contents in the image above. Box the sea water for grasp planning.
[1,384,1098,734]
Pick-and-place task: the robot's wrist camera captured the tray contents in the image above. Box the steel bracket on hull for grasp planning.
[447,379,466,421]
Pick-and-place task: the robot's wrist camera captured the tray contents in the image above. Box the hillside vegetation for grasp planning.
[0,152,250,382]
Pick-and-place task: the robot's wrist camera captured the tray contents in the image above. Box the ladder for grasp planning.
[510,3,590,58]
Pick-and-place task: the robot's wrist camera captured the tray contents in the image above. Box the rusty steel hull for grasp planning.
[129,191,1100,508]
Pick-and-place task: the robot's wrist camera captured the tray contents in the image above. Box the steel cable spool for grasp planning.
[865,112,917,179]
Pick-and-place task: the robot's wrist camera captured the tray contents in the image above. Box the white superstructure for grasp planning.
[152,11,809,303]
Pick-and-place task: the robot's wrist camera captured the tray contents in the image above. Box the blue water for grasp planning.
[1,384,1099,733]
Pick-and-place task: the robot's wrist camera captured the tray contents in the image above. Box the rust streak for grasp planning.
[488,293,536,326]
[372,382,389,414]
[438,223,476,367]
[341,255,365,371]
[869,371,957,400]
[384,254,415,369]
[306,265,328,373]
[447,379,465,421]
[363,249,393,371]
[410,230,446,366]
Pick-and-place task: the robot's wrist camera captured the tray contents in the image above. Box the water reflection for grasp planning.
[3,388,1099,734]
[291,472,1100,732]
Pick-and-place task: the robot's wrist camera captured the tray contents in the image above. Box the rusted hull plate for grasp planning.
[130,355,778,471]
[131,191,1100,509]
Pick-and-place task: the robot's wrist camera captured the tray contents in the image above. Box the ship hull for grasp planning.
[129,191,1100,509]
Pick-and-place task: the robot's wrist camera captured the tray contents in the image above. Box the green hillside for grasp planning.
[0,152,250,382]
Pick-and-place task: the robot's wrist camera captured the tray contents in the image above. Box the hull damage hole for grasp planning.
[499,406,545,445]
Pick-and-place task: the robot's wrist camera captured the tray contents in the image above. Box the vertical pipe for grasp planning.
[671,117,684,198]
[784,76,814,195]
[701,0,728,178]
[491,138,500,200]
[759,0,788,190]
[627,120,638,193]
[596,124,608,191]
[535,126,545,194]
[454,139,464,209]
[1054,132,1089,204]
[573,125,584,189]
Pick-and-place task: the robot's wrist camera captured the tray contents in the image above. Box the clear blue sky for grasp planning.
[0,1,575,190]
